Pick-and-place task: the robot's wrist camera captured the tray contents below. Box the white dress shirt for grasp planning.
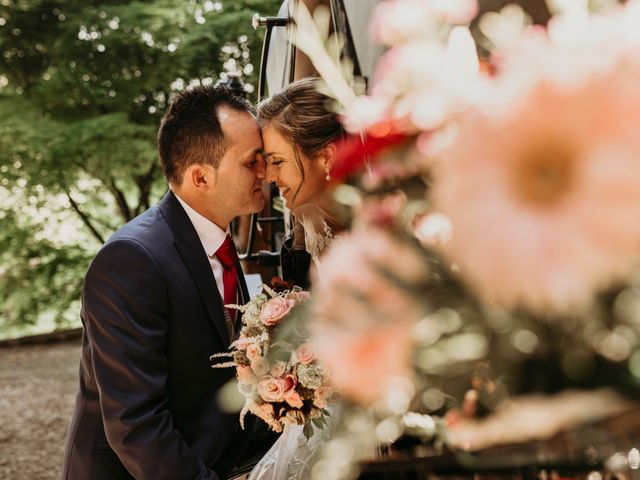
[174,193,227,300]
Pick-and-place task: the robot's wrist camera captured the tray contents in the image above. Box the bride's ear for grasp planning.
[319,142,337,176]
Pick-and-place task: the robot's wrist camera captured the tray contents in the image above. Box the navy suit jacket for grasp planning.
[62,191,255,480]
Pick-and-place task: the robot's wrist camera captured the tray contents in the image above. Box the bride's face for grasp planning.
[263,124,327,209]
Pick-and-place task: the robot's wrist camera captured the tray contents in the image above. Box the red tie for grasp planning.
[215,235,239,325]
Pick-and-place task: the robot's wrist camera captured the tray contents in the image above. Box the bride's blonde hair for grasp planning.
[257,78,345,204]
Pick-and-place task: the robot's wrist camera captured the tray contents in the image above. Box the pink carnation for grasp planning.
[260,297,294,326]
[295,343,315,365]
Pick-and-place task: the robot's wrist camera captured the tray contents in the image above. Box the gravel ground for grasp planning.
[0,339,81,480]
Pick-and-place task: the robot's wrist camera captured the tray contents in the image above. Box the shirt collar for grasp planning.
[174,192,228,258]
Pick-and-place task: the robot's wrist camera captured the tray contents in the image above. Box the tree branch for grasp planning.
[65,192,105,244]
[108,177,132,222]
[133,162,158,217]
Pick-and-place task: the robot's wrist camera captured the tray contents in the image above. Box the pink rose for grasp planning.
[295,343,315,365]
[282,374,296,393]
[260,297,294,326]
[313,386,333,409]
[269,360,287,378]
[284,389,304,408]
[246,343,261,362]
[251,357,269,377]
[257,375,295,403]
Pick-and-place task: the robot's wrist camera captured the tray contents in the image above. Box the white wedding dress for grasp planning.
[248,206,337,480]
[248,414,336,480]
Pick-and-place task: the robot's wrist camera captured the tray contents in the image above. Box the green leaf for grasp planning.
[303,422,314,441]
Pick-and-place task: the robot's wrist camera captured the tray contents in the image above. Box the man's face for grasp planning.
[207,107,265,222]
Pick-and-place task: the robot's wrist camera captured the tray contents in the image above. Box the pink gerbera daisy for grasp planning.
[432,64,640,313]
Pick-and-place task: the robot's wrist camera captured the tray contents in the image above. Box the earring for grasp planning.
[325,169,331,181]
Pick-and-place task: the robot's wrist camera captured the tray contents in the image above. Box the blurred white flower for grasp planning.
[370,0,441,46]
[414,212,452,248]
[342,95,390,132]
[546,0,589,16]
[430,0,478,24]
[478,4,531,52]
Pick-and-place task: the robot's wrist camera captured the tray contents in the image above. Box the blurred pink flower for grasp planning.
[295,343,315,365]
[315,324,414,406]
[312,228,428,405]
[433,69,640,313]
[260,297,295,326]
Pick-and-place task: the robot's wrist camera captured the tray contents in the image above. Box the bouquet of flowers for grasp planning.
[213,283,333,437]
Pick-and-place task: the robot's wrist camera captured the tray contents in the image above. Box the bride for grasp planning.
[248,77,346,479]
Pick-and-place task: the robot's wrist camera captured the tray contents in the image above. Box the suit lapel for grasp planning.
[159,191,231,346]
[235,261,250,333]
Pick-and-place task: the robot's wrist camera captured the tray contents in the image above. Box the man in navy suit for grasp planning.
[62,85,267,479]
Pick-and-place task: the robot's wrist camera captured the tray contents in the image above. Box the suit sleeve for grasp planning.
[83,238,218,480]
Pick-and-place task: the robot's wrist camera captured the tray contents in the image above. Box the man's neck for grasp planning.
[171,187,229,231]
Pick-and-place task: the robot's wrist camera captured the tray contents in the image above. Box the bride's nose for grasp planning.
[265,162,277,184]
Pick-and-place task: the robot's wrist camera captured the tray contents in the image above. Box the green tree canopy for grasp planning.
[0,0,281,335]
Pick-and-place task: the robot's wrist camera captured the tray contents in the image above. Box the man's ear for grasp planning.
[185,163,213,191]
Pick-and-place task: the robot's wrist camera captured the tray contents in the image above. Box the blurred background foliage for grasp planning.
[0,0,281,338]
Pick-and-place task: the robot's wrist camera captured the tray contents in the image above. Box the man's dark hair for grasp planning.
[158,84,252,184]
